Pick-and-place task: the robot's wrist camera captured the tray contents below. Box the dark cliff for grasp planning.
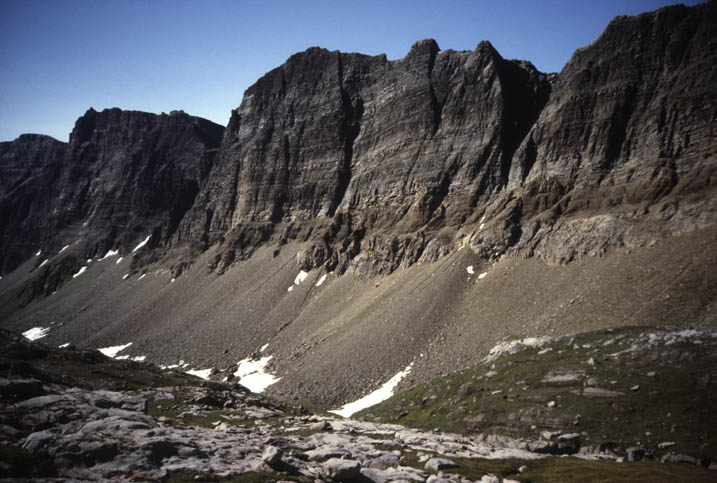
[0,109,224,290]
[177,2,716,277]
[501,2,717,262]
[179,38,551,275]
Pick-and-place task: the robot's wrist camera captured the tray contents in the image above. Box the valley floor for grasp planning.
[2,224,716,410]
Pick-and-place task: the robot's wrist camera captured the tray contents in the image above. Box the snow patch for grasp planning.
[132,235,151,253]
[138,274,146,280]
[22,327,50,341]
[35,250,42,256]
[39,259,48,268]
[58,343,70,348]
[170,278,175,283]
[234,355,280,393]
[59,245,70,254]
[478,272,487,279]
[98,342,133,358]
[122,274,129,280]
[72,266,87,278]
[288,270,309,291]
[466,266,475,275]
[99,249,119,261]
[116,257,124,264]
[260,343,269,352]
[294,270,308,285]
[486,337,553,362]
[186,368,213,380]
[316,273,328,287]
[330,363,413,418]
[131,355,146,362]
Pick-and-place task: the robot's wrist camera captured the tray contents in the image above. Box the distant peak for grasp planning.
[474,40,499,57]
[70,107,99,144]
[286,46,333,63]
[407,38,440,57]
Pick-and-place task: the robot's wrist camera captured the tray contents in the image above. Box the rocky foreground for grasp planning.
[3,331,717,482]
[2,379,542,482]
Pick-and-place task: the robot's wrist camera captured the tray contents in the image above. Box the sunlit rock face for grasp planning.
[180,2,717,275]
[183,38,551,274]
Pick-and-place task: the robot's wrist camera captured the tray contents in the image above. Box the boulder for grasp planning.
[366,452,401,470]
[262,445,283,468]
[324,458,361,481]
[311,420,332,431]
[424,457,458,472]
[22,430,55,452]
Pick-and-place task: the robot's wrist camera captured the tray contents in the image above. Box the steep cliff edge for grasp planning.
[0,109,224,297]
[502,2,717,263]
[179,38,551,276]
[175,2,716,278]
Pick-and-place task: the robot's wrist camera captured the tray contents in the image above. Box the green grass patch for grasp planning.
[358,326,717,460]
[507,457,717,483]
[400,449,717,483]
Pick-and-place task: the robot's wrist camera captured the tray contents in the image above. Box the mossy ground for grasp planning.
[449,456,717,482]
[391,447,717,482]
[1,334,202,391]
[358,327,717,462]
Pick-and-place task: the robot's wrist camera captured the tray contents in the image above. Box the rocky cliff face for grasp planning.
[0,135,67,273]
[1,2,716,289]
[502,2,717,263]
[179,38,551,275]
[0,109,224,291]
[175,2,716,277]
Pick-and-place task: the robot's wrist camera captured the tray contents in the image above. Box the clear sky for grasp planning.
[0,0,702,142]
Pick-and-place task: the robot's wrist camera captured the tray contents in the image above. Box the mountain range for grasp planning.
[1,0,716,418]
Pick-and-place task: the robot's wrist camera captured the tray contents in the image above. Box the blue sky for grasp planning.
[0,0,702,142]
